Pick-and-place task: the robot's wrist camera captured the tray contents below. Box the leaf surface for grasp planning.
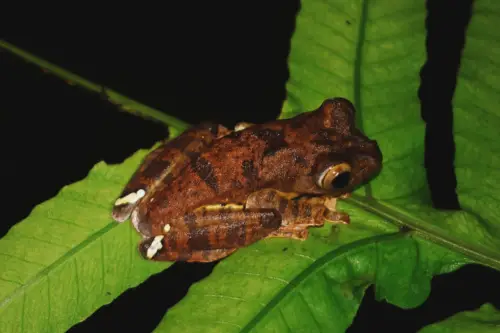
[419,304,500,333]
[452,0,500,256]
[0,147,175,332]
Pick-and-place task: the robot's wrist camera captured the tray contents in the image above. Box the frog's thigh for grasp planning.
[324,210,350,224]
[246,189,328,227]
[139,208,282,262]
[247,190,350,241]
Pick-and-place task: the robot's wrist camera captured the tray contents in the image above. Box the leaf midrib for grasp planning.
[349,195,500,271]
[240,192,500,332]
[0,40,189,131]
[240,232,406,333]
[354,0,370,199]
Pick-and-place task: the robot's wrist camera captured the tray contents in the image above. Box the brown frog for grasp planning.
[111,98,382,263]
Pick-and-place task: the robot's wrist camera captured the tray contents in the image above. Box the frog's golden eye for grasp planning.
[317,163,352,191]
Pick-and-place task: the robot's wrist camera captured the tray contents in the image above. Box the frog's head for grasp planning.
[313,98,382,196]
[284,98,383,198]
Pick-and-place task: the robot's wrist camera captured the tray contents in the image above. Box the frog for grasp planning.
[111,97,382,263]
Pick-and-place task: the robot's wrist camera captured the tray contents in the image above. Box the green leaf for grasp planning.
[0,147,174,332]
[453,0,500,255]
[154,0,500,332]
[418,303,500,333]
[155,221,470,333]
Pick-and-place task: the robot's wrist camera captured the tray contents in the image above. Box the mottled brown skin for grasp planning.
[111,122,230,223]
[112,98,383,263]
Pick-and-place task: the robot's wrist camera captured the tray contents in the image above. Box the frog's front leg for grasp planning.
[112,122,230,223]
[246,189,349,240]
[138,206,282,262]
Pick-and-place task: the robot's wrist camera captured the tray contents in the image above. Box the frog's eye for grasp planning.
[317,163,352,191]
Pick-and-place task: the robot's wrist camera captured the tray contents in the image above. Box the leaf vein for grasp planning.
[460,54,500,72]
[455,101,500,124]
[303,37,354,65]
[298,17,355,44]
[362,73,420,89]
[13,234,71,250]
[367,120,422,138]
[73,257,80,323]
[459,73,500,96]
[21,290,26,333]
[211,320,242,329]
[367,6,423,22]
[58,192,110,211]
[363,97,419,110]
[38,215,94,232]
[227,271,289,285]
[0,277,22,285]
[291,59,352,85]
[193,293,265,306]
[47,274,51,331]
[0,253,46,267]
[364,50,421,66]
[287,78,332,101]
[298,290,322,331]
[313,3,356,22]
[100,237,105,296]
[278,307,293,333]
[367,29,425,44]
[292,253,315,261]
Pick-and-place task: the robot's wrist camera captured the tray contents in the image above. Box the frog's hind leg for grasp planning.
[139,240,237,262]
[138,207,282,262]
[266,211,349,241]
[246,189,349,241]
[189,249,240,262]
[186,249,238,262]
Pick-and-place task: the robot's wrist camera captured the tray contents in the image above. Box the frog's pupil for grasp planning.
[332,171,350,189]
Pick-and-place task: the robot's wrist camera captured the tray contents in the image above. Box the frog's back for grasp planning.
[144,104,340,217]
[139,129,264,219]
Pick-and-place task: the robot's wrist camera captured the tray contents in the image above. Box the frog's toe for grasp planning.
[139,235,165,260]
[268,227,309,240]
[324,210,350,224]
[130,210,153,237]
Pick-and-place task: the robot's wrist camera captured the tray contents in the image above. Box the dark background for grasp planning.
[2,1,500,332]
